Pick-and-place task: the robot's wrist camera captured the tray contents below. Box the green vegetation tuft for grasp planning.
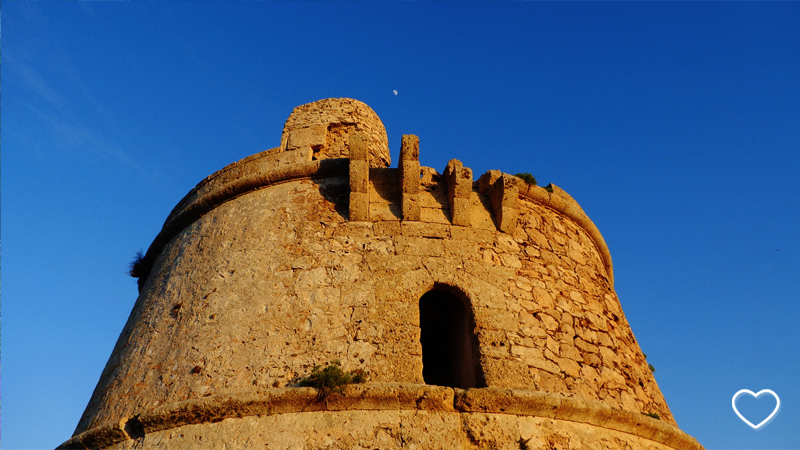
[128,250,145,278]
[514,173,537,186]
[642,411,661,420]
[643,354,656,373]
[299,360,367,401]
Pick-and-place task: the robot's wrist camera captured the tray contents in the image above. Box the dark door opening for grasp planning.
[419,289,485,389]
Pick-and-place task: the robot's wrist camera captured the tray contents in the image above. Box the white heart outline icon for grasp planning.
[732,389,780,429]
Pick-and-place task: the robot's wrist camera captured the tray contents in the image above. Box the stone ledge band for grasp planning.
[58,385,701,450]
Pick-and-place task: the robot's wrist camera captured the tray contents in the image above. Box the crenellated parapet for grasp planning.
[134,125,614,291]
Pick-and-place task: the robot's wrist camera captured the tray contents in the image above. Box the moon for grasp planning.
[393,90,398,95]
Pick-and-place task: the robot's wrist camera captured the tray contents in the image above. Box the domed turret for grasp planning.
[281,98,391,167]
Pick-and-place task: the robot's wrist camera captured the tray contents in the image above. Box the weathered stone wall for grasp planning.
[76,174,671,435]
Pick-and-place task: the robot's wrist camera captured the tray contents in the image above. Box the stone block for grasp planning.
[574,337,599,354]
[443,239,478,258]
[484,309,517,331]
[528,356,562,375]
[554,396,599,425]
[494,234,520,253]
[496,205,518,234]
[500,174,519,208]
[538,313,559,331]
[445,160,471,194]
[395,236,444,257]
[401,221,449,238]
[483,357,533,389]
[368,181,400,203]
[488,175,518,210]
[477,171,519,234]
[369,202,401,222]
[419,207,449,224]
[374,221,401,236]
[349,192,369,221]
[450,197,471,227]
[514,389,563,418]
[600,367,628,390]
[349,160,369,193]
[489,179,505,209]
[477,170,502,195]
[449,226,475,241]
[576,327,598,344]
[400,160,420,194]
[445,160,473,227]
[419,189,446,208]
[556,357,583,378]
[499,253,522,268]
[400,134,420,161]
[401,193,421,221]
[455,171,473,199]
[444,158,462,177]
[349,134,368,161]
[286,125,327,150]
[547,191,569,213]
[597,332,615,348]
[511,345,543,359]
[276,147,312,166]
[469,197,497,231]
[559,343,581,361]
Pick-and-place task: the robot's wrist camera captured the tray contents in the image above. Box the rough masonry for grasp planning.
[60,98,703,450]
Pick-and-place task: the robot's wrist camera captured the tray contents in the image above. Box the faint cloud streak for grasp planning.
[23,102,141,171]
[9,55,65,107]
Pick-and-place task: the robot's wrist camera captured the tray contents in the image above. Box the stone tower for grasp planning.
[60,99,703,450]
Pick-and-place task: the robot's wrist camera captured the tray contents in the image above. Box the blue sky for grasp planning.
[2,2,798,449]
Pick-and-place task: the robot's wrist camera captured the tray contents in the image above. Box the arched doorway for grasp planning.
[419,288,485,389]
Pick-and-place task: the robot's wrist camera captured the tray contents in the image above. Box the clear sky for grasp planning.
[2,2,798,449]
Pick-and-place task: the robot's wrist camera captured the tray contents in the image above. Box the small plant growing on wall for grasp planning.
[299,360,367,404]
[128,250,145,278]
[514,173,537,185]
[643,353,656,373]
